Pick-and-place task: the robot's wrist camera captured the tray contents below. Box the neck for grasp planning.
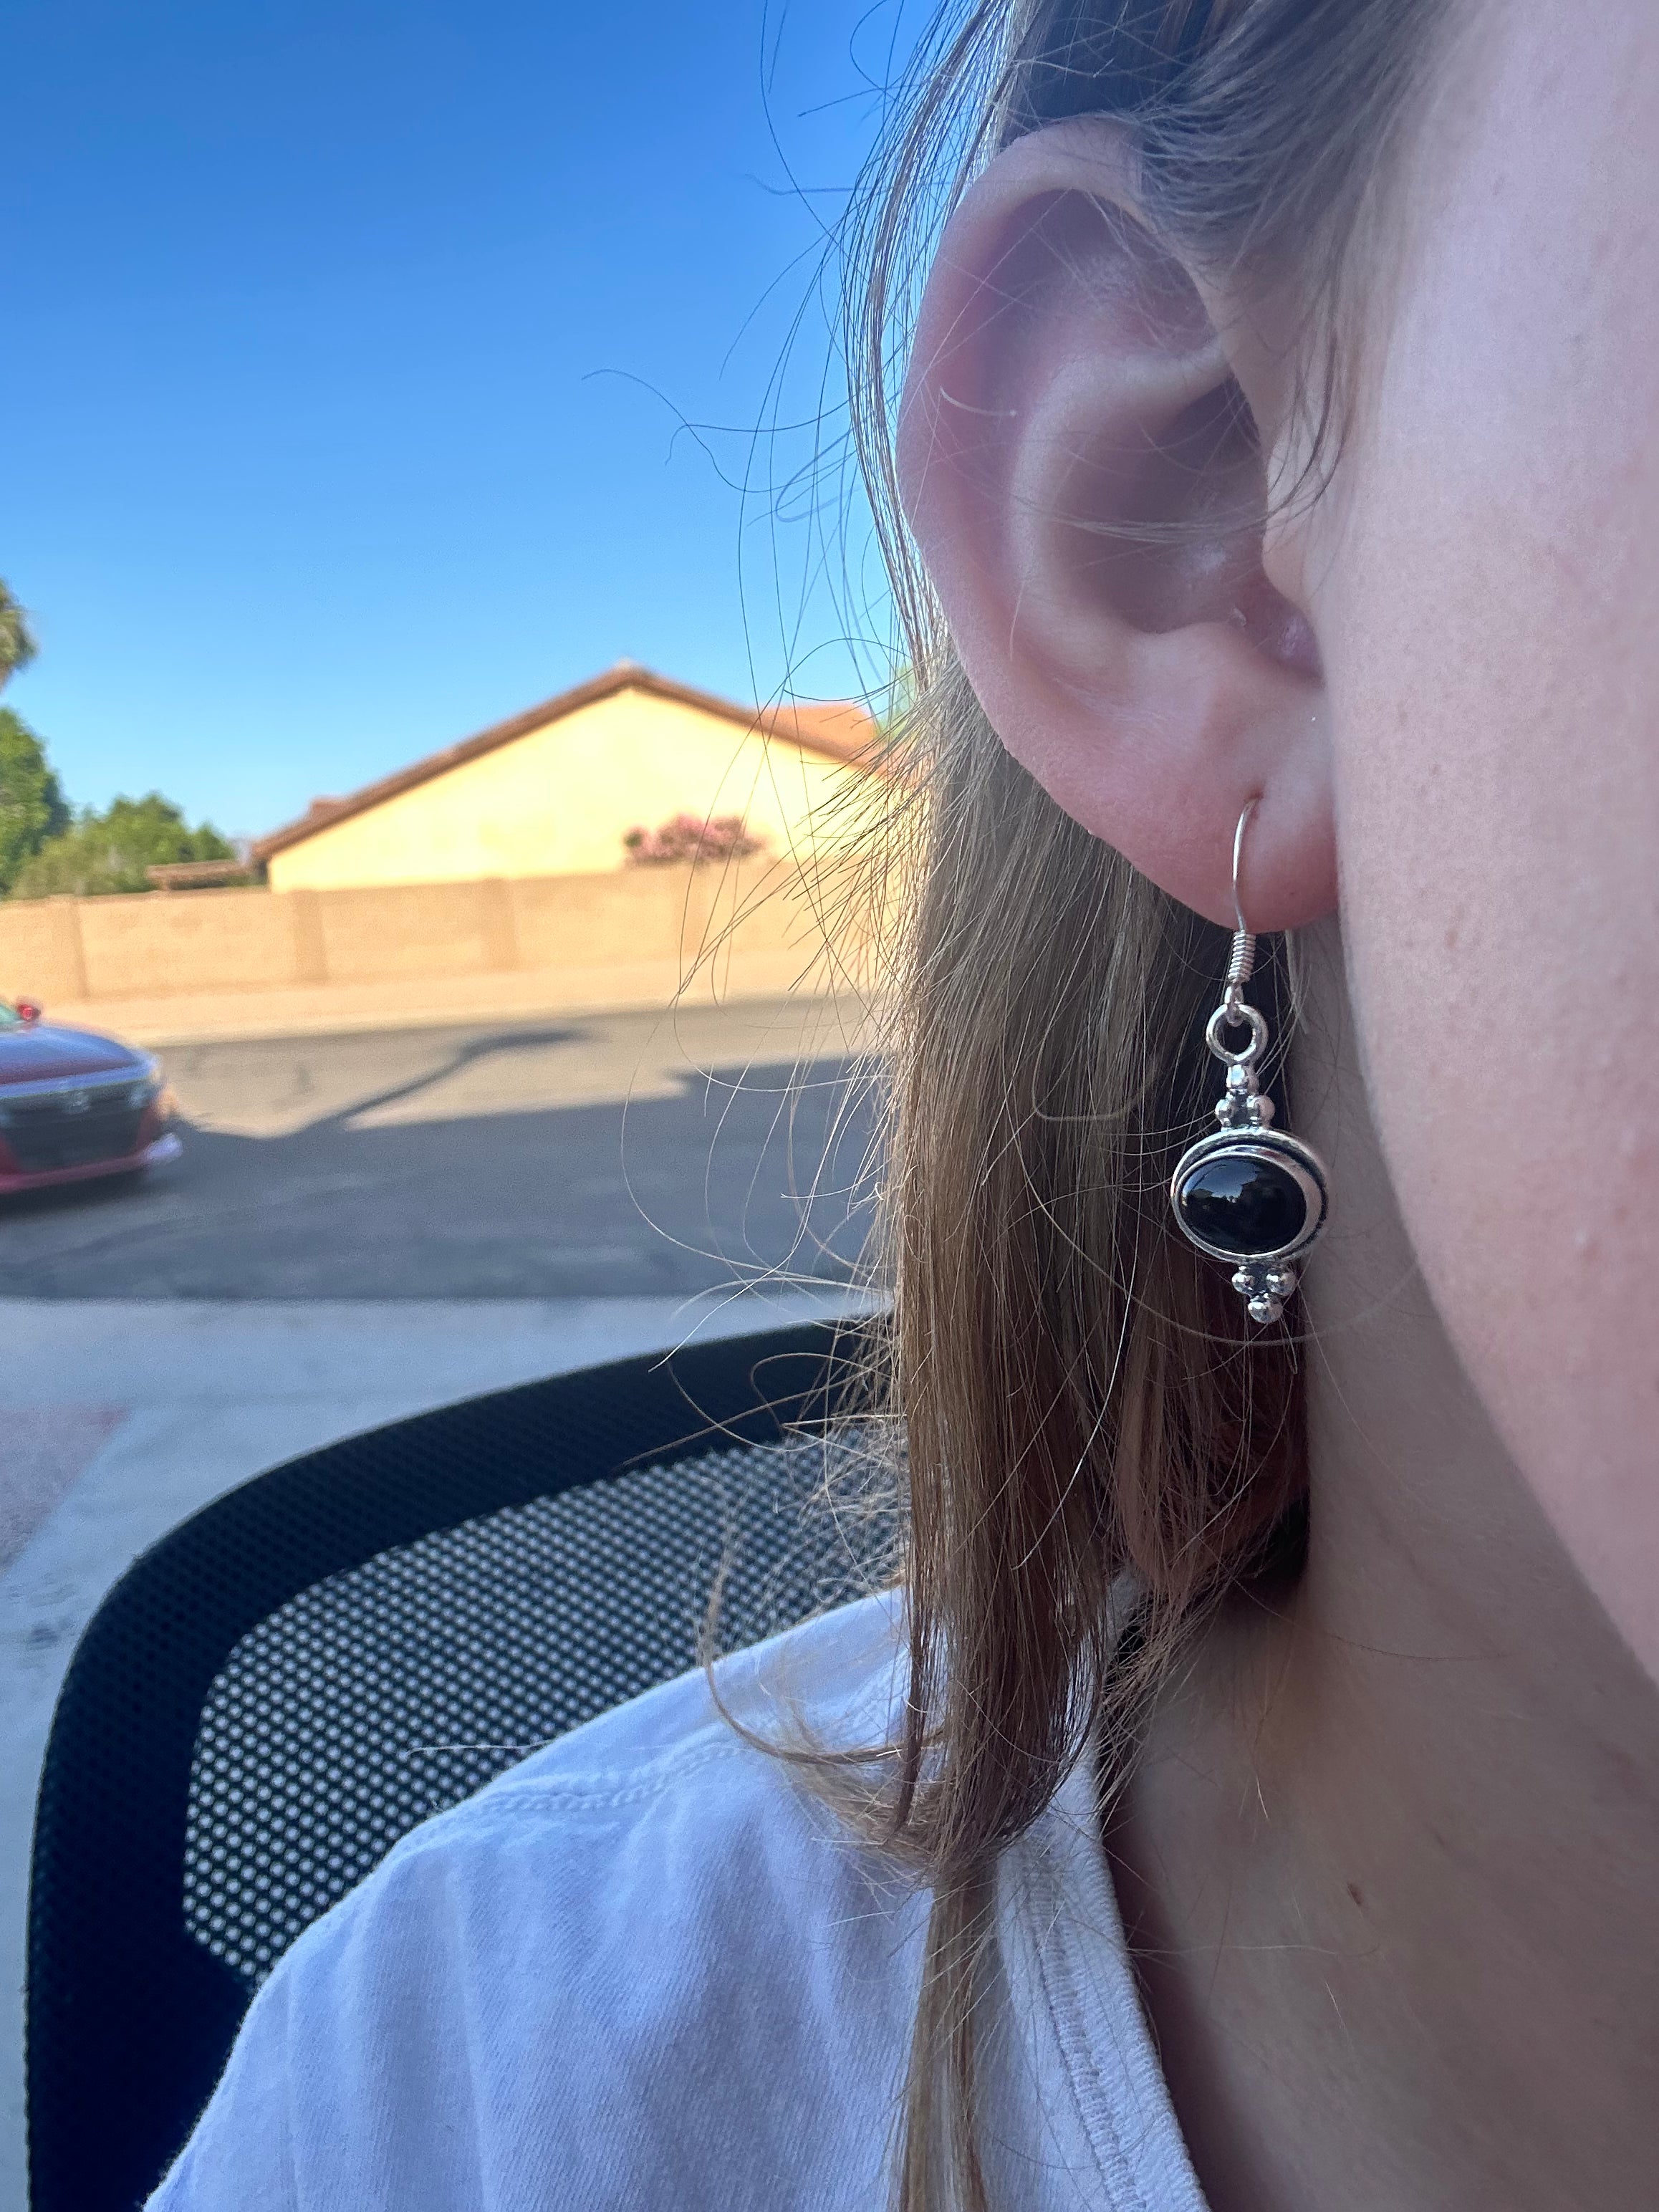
[1111,917,1659,2212]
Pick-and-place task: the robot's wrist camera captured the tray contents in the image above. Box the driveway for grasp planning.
[1,997,879,1299]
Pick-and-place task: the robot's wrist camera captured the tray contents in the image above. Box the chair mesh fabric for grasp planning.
[184,1432,898,1989]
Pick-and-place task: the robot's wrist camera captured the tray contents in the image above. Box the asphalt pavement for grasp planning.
[1,997,879,1299]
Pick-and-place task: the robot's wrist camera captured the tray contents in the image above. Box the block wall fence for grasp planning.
[0,862,867,1014]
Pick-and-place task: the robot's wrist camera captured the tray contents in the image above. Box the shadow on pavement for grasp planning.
[1,1052,877,1299]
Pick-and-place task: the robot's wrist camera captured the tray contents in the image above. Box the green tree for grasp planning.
[0,580,37,691]
[0,708,71,894]
[12,792,234,898]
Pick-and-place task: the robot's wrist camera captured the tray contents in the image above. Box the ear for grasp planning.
[897,119,1333,931]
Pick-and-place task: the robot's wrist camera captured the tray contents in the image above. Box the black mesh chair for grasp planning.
[26,1319,892,2212]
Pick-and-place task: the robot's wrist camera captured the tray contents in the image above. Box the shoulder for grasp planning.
[150,1595,925,2212]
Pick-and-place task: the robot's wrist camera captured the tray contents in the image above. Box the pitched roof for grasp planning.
[251,662,882,864]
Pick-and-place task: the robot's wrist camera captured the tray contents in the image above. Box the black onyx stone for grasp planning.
[1177,1151,1309,1258]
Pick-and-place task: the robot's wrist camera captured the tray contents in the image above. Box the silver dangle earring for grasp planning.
[1169,800,1329,1324]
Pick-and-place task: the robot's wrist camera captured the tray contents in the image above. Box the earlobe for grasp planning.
[898,119,1335,932]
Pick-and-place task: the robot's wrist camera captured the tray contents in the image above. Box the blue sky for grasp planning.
[2,0,913,841]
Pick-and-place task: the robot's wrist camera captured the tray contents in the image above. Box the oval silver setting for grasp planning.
[1169,1128,1329,1268]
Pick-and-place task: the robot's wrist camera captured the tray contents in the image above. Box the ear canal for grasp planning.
[1048,372,1281,639]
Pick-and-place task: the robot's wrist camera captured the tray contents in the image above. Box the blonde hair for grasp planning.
[819,3,1450,2206]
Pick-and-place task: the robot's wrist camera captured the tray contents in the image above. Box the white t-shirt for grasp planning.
[148,1592,1208,2211]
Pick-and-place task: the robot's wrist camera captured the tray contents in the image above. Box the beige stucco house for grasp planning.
[253,663,880,893]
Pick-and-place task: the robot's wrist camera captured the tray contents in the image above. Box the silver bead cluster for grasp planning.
[1213,1039,1275,1130]
[1229,1257,1299,1327]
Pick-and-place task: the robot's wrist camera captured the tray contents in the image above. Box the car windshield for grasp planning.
[0,1004,21,1029]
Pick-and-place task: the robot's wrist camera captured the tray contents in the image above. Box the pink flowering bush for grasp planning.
[622,813,766,866]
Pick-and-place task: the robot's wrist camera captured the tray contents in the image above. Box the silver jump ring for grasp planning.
[1206,1001,1269,1065]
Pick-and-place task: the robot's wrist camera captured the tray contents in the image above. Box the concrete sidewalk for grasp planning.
[0,1289,873,2212]
[35,961,842,1049]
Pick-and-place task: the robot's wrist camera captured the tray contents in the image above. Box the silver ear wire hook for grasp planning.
[1225,799,1258,1000]
[1168,796,1330,1326]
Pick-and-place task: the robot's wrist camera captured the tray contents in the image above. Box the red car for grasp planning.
[0,998,181,1196]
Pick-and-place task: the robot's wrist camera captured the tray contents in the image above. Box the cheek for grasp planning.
[1323,3,1659,1677]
